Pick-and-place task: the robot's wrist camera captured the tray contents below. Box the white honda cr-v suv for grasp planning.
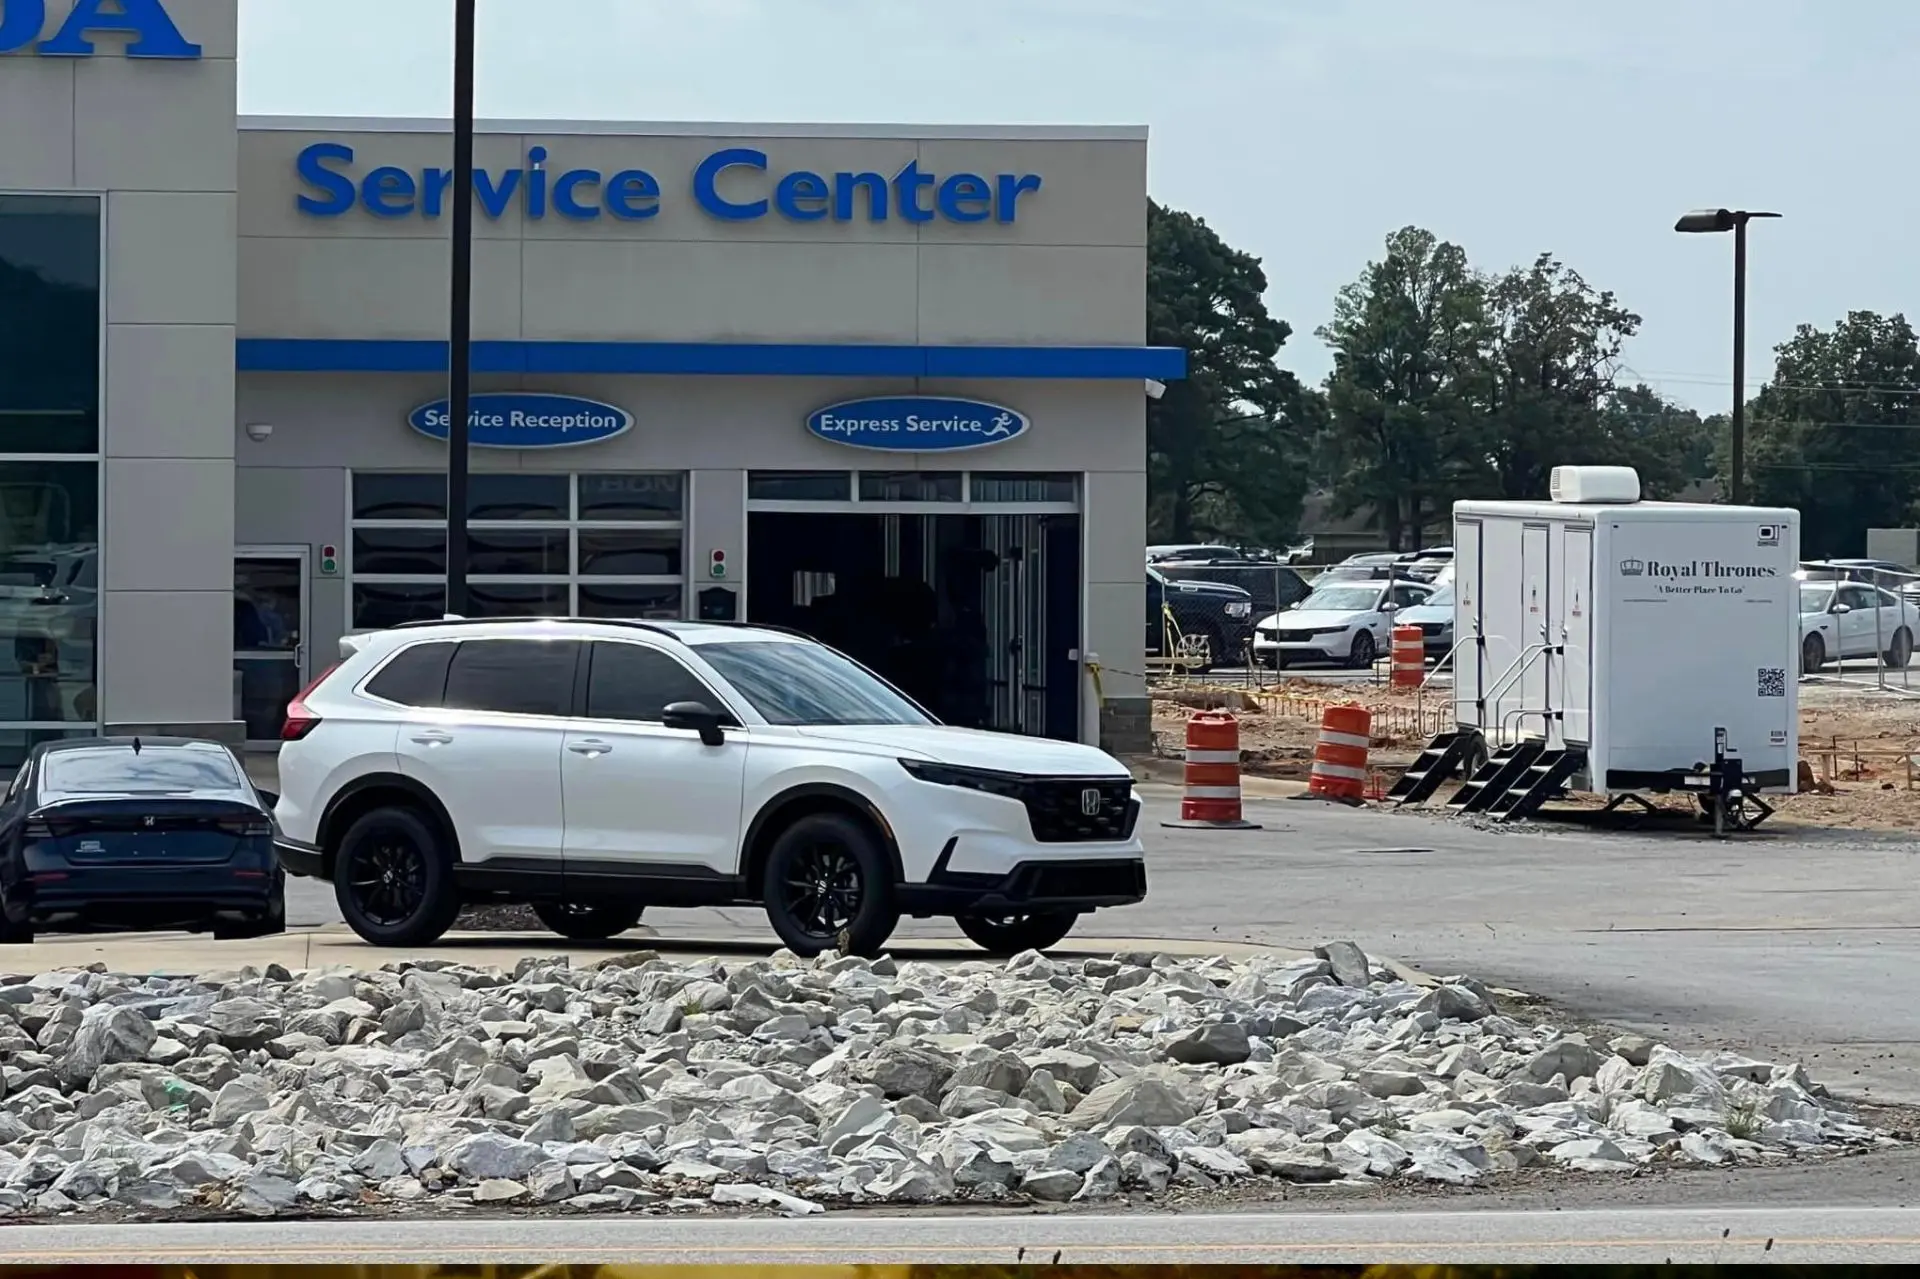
[273,617,1147,956]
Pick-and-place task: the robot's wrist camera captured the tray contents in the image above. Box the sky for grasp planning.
[237,0,1920,413]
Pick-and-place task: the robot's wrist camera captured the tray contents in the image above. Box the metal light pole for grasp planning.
[445,0,477,615]
[1675,208,1781,505]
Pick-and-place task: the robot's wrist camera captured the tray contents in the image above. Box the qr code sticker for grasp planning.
[1757,667,1787,697]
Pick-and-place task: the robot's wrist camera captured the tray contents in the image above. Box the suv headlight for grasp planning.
[899,759,1028,799]
[1224,601,1252,618]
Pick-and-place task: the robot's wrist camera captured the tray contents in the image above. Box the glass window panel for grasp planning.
[0,460,99,724]
[0,195,100,455]
[579,528,681,577]
[859,471,962,502]
[748,471,850,501]
[352,582,445,630]
[443,639,578,717]
[586,642,718,722]
[970,472,1078,503]
[468,583,569,618]
[363,641,456,708]
[353,473,446,521]
[470,473,568,521]
[579,583,683,620]
[579,473,684,520]
[0,727,97,773]
[352,528,446,576]
[469,529,568,576]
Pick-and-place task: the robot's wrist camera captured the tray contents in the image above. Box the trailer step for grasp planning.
[1488,748,1588,821]
[1448,741,1545,814]
[1387,730,1483,807]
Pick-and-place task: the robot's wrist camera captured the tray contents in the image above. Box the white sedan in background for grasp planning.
[1799,580,1915,673]
[1253,579,1432,669]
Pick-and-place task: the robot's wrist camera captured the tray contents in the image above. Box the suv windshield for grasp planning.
[698,640,932,726]
[1302,584,1384,612]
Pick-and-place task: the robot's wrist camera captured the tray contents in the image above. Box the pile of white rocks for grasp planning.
[0,941,1894,1218]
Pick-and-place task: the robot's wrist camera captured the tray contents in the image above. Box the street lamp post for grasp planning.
[446,0,477,615]
[1675,207,1782,505]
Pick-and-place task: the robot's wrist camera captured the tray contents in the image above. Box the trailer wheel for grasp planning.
[1801,633,1825,675]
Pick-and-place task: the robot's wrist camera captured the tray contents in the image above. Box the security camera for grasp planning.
[244,422,274,442]
[1144,379,1167,401]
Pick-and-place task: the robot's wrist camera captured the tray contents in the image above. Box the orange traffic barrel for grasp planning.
[1391,624,1425,687]
[1308,704,1372,803]
[1160,710,1263,830]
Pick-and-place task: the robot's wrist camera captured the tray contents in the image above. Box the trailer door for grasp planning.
[1453,519,1482,728]
[1560,524,1593,744]
[1518,523,1551,738]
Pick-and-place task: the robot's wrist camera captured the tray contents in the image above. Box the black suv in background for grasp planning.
[1146,567,1255,672]
[1154,556,1311,620]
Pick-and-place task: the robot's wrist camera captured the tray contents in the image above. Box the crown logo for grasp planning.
[1619,558,1645,576]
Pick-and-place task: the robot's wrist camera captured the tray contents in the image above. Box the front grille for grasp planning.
[1272,630,1311,642]
[1007,859,1147,902]
[1419,622,1447,637]
[1020,778,1136,843]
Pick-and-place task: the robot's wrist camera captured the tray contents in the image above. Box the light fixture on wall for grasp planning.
[1144,379,1167,401]
[244,422,274,442]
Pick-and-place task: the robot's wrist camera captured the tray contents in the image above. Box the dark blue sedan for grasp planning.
[0,737,285,944]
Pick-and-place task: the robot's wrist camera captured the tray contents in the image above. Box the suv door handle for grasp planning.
[410,730,452,745]
[568,739,612,756]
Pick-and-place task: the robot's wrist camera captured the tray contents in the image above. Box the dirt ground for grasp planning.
[1152,674,1920,832]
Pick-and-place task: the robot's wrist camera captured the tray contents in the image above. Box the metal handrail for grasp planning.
[1466,642,1550,748]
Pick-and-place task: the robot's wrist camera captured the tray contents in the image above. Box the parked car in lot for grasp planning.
[0,737,284,944]
[1153,557,1311,622]
[1252,578,1433,669]
[273,618,1147,958]
[1395,546,1453,582]
[1393,583,1456,662]
[1798,580,1916,672]
[1145,566,1254,671]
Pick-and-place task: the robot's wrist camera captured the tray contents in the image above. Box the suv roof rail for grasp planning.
[380,614,821,645]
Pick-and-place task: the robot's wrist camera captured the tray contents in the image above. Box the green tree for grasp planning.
[1318,226,1490,550]
[1475,254,1643,500]
[1741,310,1920,557]
[1594,382,1711,498]
[1146,201,1311,546]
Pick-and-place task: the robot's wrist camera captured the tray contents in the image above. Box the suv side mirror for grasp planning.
[1380,602,1398,614]
[663,700,727,746]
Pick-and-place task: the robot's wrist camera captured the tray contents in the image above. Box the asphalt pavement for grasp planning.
[272,785,1920,1105]
[8,1205,1919,1263]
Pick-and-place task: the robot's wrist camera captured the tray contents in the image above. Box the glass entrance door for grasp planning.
[233,547,308,746]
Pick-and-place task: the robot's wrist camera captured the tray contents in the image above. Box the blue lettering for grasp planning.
[605,170,660,220]
[694,147,768,221]
[294,143,357,216]
[472,168,522,219]
[995,173,1042,223]
[420,167,454,218]
[26,0,202,58]
[361,166,416,217]
[892,160,935,224]
[525,146,549,219]
[774,170,830,222]
[553,169,601,219]
[937,173,992,223]
[833,171,887,222]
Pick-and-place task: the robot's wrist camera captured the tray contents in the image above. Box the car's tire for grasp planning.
[1801,632,1826,675]
[332,805,461,947]
[1887,628,1912,669]
[761,812,899,959]
[1348,630,1378,669]
[532,900,645,940]
[956,911,1080,956]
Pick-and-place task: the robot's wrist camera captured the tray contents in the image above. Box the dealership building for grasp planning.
[0,0,1180,765]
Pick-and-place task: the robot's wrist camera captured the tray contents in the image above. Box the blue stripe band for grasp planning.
[235,339,1187,379]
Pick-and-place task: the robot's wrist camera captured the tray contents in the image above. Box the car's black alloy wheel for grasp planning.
[762,812,899,958]
[334,806,460,946]
[533,900,644,940]
[956,910,1080,956]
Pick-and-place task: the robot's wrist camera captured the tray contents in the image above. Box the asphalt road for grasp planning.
[8,1205,1920,1263]
[280,787,1920,1106]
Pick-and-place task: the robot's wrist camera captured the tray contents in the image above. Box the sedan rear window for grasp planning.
[41,748,244,798]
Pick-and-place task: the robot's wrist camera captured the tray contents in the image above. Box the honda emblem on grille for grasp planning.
[1080,788,1102,817]
[143,815,156,828]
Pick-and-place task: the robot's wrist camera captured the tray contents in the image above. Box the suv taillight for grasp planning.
[282,663,338,741]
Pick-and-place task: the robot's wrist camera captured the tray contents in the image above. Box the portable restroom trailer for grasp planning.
[1393,466,1801,830]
